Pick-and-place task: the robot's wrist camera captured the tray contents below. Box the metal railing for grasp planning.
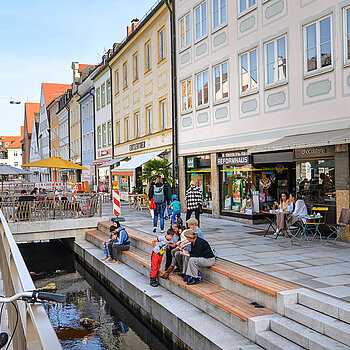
[1,195,103,222]
[0,209,63,349]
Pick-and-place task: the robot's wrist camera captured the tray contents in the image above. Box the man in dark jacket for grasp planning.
[163,178,172,220]
[149,176,169,233]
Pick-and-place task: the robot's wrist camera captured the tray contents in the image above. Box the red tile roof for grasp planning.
[78,64,95,72]
[0,136,22,149]
[25,103,40,135]
[7,136,22,149]
[42,83,71,107]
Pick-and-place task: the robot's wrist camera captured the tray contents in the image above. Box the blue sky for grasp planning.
[0,0,157,135]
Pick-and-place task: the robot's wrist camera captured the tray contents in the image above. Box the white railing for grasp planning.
[0,209,62,350]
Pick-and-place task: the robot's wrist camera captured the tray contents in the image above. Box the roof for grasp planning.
[25,102,40,135]
[0,136,22,149]
[79,64,95,72]
[250,128,350,153]
[42,83,71,107]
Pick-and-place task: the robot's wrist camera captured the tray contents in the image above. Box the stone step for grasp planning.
[285,304,350,347]
[255,330,304,350]
[95,221,300,312]
[297,289,350,324]
[74,240,256,350]
[118,245,275,338]
[270,316,350,349]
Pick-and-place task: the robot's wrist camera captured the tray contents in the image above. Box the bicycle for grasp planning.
[0,291,66,349]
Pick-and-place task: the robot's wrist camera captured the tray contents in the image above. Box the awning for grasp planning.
[250,128,350,153]
[112,150,166,175]
[93,159,110,165]
[102,157,128,167]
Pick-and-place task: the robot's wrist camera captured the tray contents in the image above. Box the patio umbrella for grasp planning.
[22,156,88,193]
[0,164,33,195]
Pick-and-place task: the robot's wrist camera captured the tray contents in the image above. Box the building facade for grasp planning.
[109,1,173,198]
[0,135,23,167]
[176,0,350,224]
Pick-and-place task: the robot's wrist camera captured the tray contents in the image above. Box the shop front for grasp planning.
[93,159,111,193]
[186,155,212,213]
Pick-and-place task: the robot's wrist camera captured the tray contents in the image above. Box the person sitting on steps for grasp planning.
[186,218,204,238]
[106,222,130,264]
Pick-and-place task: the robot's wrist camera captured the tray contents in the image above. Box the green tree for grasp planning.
[141,158,172,184]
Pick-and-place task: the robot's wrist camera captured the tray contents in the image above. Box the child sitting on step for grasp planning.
[150,229,174,287]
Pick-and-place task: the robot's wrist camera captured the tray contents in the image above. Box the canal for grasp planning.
[19,240,178,350]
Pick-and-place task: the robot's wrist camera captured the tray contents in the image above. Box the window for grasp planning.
[133,52,139,81]
[83,134,86,153]
[123,62,128,88]
[107,120,112,145]
[124,117,130,141]
[76,107,79,122]
[181,78,192,112]
[240,49,258,93]
[86,102,89,119]
[82,105,85,122]
[115,69,120,94]
[91,131,94,150]
[96,88,100,110]
[195,2,207,40]
[196,70,209,106]
[344,7,350,63]
[134,112,140,138]
[101,83,106,107]
[214,62,229,101]
[180,14,191,50]
[146,106,152,134]
[239,0,256,14]
[145,41,152,72]
[265,35,287,86]
[304,15,332,73]
[87,132,90,152]
[160,99,167,130]
[107,79,111,103]
[159,28,166,61]
[213,0,227,28]
[102,123,107,147]
[116,121,121,144]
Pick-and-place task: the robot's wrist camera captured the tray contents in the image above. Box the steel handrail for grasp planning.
[0,209,62,349]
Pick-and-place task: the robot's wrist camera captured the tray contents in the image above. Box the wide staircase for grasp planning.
[86,221,350,350]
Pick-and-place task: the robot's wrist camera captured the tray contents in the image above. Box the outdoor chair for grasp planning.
[137,194,149,211]
[327,208,350,244]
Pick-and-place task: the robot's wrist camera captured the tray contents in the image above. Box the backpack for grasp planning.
[153,185,165,204]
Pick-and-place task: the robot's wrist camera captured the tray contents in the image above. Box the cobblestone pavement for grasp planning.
[103,202,350,301]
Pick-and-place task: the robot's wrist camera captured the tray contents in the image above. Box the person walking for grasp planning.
[185,180,203,227]
[163,178,172,220]
[149,176,169,233]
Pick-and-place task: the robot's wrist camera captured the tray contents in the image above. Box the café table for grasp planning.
[289,215,323,245]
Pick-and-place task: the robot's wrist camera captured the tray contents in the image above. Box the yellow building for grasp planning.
[109,2,172,197]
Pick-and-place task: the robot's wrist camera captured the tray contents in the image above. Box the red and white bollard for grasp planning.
[71,181,77,201]
[113,188,121,216]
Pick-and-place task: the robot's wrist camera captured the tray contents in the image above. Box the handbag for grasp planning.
[198,203,203,214]
[149,198,156,210]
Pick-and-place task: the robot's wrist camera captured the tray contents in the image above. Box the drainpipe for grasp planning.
[108,65,114,199]
[163,0,178,192]
[89,87,96,190]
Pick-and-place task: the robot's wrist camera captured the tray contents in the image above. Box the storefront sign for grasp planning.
[129,141,145,152]
[217,155,251,166]
[294,146,334,160]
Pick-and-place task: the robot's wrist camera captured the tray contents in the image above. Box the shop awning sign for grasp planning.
[217,155,251,166]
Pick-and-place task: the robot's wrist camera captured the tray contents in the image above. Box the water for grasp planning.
[19,241,177,350]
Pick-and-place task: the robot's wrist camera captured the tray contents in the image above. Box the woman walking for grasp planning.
[185,180,203,227]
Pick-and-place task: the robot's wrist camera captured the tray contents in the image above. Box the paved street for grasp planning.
[103,202,350,301]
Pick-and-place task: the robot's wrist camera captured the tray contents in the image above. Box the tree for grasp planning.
[141,158,172,184]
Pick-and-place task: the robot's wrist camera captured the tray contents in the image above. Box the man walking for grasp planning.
[163,178,172,220]
[185,180,203,227]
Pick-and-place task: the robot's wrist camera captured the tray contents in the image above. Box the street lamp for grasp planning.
[9,101,21,104]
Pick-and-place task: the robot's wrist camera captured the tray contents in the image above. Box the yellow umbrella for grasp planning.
[22,156,88,170]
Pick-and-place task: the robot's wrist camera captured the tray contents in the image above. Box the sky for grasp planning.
[0,0,157,135]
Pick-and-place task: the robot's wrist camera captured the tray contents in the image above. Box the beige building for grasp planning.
[176,0,350,225]
[109,1,172,197]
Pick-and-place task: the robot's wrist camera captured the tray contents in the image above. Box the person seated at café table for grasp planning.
[288,192,308,224]
[274,192,289,212]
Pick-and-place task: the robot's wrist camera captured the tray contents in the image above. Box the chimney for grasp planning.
[71,62,80,92]
[127,18,139,36]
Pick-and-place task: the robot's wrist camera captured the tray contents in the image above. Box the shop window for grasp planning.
[196,70,209,106]
[179,13,191,50]
[265,35,287,86]
[213,0,227,29]
[195,1,207,41]
[296,160,335,205]
[304,15,332,74]
[240,48,258,94]
[214,61,228,101]
[239,0,256,15]
[181,78,192,112]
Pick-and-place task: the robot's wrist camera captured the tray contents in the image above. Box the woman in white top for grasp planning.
[288,192,308,223]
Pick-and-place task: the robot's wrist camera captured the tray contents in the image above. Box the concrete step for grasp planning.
[95,221,300,312]
[74,240,256,350]
[285,304,350,347]
[297,289,350,324]
[270,316,350,349]
[255,330,303,350]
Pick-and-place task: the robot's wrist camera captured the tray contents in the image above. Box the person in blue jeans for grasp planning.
[149,176,169,233]
[170,194,182,223]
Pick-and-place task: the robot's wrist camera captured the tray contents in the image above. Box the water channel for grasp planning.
[19,240,179,350]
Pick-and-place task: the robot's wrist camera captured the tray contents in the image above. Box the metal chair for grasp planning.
[327,208,350,244]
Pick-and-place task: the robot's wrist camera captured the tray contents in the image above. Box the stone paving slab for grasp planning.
[103,202,350,302]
